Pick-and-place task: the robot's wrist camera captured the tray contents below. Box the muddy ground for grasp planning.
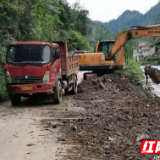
[0,96,78,160]
[0,72,86,160]
[0,72,85,160]
[1,72,160,160]
[59,72,160,160]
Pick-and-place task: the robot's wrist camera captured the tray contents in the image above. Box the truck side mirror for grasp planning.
[55,50,60,59]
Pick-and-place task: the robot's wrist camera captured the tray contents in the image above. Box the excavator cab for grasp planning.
[79,40,124,72]
[79,24,160,75]
[97,41,115,56]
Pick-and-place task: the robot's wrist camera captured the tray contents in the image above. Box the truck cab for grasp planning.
[4,41,79,106]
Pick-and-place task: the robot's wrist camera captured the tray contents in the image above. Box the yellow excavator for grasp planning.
[79,24,160,73]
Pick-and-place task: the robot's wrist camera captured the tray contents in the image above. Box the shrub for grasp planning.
[0,68,8,102]
[126,58,143,81]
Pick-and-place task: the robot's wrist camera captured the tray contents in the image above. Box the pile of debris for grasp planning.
[145,65,160,84]
[61,72,160,160]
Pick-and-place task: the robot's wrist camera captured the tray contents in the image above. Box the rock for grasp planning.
[105,151,110,154]
[145,65,160,84]
[126,115,132,120]
[103,145,110,150]
[136,133,150,142]
[62,120,67,124]
[72,126,77,131]
[58,137,67,141]
[51,122,58,128]
[26,143,35,147]
[29,131,34,134]
[78,131,86,137]
[117,132,122,136]
[92,79,98,85]
[98,78,107,91]
[143,113,148,117]
[94,112,101,117]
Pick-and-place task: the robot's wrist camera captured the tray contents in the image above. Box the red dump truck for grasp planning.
[4,41,79,106]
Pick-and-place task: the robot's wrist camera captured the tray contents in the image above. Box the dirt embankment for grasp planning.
[60,73,160,160]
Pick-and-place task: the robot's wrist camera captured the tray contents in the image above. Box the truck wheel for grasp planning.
[10,94,21,106]
[71,76,77,94]
[53,80,62,104]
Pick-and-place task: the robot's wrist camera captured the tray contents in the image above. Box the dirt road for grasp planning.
[0,72,86,160]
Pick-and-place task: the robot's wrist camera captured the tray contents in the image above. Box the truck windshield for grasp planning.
[6,45,51,65]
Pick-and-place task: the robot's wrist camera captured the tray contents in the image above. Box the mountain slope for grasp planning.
[96,2,160,32]
[143,2,160,25]
[105,10,143,32]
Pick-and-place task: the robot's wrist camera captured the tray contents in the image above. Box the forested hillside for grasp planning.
[105,10,143,32]
[0,0,91,102]
[96,2,160,32]
[1,0,159,102]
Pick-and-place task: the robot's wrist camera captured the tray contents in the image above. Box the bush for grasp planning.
[0,0,91,102]
[126,58,143,81]
[0,68,8,102]
[67,30,92,51]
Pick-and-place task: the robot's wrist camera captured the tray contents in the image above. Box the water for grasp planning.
[141,66,160,97]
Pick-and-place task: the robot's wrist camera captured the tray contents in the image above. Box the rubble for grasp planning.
[61,73,160,160]
[145,65,160,84]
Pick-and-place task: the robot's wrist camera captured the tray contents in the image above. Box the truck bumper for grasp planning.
[7,82,54,95]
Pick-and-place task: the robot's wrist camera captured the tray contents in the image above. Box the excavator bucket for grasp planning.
[145,65,160,84]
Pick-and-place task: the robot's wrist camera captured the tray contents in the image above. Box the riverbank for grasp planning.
[141,65,160,97]
[59,72,160,160]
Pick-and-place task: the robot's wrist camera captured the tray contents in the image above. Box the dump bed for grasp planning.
[52,41,79,76]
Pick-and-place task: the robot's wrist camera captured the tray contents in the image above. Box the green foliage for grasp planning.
[126,59,143,81]
[0,0,91,102]
[92,2,160,32]
[157,49,160,55]
[68,30,92,51]
[0,33,16,102]
[140,56,160,65]
[125,40,137,58]
[0,68,8,102]
[106,10,143,32]
[87,20,117,48]
[121,38,143,81]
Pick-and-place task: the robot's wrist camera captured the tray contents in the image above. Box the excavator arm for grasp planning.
[106,24,160,60]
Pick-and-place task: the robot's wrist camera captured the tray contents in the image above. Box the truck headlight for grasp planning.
[5,71,12,83]
[43,71,50,83]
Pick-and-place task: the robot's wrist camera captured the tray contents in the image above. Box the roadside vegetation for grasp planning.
[140,56,160,65]
[125,41,143,81]
[0,0,91,102]
[126,59,143,81]
[0,0,145,102]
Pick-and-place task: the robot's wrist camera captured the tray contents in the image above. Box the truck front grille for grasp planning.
[12,76,43,84]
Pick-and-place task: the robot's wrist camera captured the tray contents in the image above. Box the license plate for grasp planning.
[21,86,33,91]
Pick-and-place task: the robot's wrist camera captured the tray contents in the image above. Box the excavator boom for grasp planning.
[78,24,160,74]
[106,25,160,60]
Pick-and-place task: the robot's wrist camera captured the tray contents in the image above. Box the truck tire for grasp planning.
[53,80,62,104]
[10,94,21,106]
[71,76,77,94]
